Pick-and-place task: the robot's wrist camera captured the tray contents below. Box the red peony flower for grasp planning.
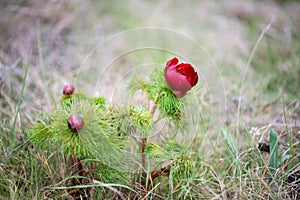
[67,114,83,133]
[165,57,198,98]
[63,84,75,96]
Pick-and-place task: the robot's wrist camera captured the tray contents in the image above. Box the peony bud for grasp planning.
[67,114,83,133]
[63,84,75,96]
[165,57,198,98]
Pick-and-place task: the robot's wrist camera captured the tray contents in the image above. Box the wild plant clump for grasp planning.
[28,57,199,199]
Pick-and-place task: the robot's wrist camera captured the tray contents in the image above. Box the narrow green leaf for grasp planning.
[12,54,30,145]
[269,129,279,173]
[222,129,239,156]
[222,128,242,175]
[278,154,292,166]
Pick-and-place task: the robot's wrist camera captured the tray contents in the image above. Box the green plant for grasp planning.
[28,57,199,199]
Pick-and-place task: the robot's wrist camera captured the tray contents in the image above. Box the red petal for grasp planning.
[166,57,179,68]
[191,72,198,87]
[176,63,198,86]
[176,63,195,76]
[165,68,192,92]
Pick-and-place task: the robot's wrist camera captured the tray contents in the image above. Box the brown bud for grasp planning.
[63,84,75,96]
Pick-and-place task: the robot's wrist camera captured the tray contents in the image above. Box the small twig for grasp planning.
[149,95,160,115]
[147,166,170,190]
[149,170,167,182]
[149,103,157,115]
[83,166,97,177]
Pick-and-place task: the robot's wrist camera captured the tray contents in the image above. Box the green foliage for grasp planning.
[222,128,243,176]
[27,63,198,198]
[92,96,106,106]
[146,139,195,189]
[29,96,125,166]
[145,140,187,162]
[61,92,90,102]
[147,68,183,123]
[145,67,166,100]
[269,129,279,173]
[171,157,194,183]
[108,105,153,138]
[129,106,153,137]
[28,119,52,149]
[156,88,182,124]
[96,163,130,185]
[146,140,195,198]
[128,67,183,124]
[167,157,195,200]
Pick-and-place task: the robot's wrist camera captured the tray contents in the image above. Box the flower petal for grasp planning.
[166,57,179,68]
[165,68,192,92]
[176,63,195,77]
[191,71,198,87]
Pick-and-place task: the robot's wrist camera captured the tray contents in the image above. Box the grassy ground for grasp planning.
[0,0,299,199]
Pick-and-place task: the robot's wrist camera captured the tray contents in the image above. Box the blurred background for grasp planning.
[1,0,299,134]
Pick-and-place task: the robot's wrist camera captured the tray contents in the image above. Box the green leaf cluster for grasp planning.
[28,92,155,171]
[145,140,187,162]
[146,139,194,181]
[29,94,122,163]
[171,157,194,182]
[96,163,130,185]
[128,67,183,123]
[108,105,153,138]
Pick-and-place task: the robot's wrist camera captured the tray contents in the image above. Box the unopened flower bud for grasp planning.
[63,84,75,96]
[67,114,83,133]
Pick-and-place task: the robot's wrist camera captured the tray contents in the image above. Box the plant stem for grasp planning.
[141,137,147,197]
[140,96,159,198]
[71,155,77,186]
[77,158,84,185]
[149,170,166,184]
[70,154,86,199]
[147,165,170,190]
[149,101,157,115]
